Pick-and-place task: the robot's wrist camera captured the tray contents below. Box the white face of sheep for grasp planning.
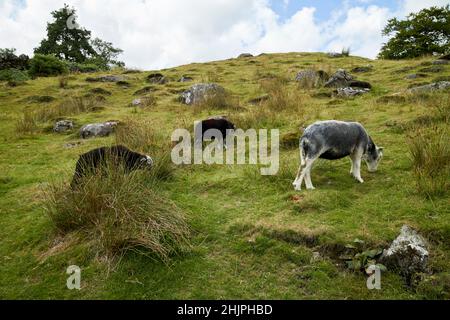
[363,146,384,172]
[140,155,154,169]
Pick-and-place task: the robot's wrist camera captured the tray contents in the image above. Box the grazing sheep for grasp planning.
[71,145,153,187]
[293,120,383,190]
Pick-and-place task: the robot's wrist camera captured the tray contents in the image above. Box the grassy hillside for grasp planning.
[0,52,448,299]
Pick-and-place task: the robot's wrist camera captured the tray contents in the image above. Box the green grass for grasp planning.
[0,52,449,299]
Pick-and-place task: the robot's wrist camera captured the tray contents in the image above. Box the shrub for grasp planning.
[66,62,101,73]
[341,47,351,57]
[0,68,30,84]
[44,165,190,261]
[407,126,449,198]
[28,54,68,77]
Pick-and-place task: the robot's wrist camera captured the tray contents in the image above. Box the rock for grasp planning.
[238,53,253,58]
[53,120,74,133]
[380,225,429,278]
[432,60,449,65]
[295,69,329,87]
[351,65,373,73]
[420,66,444,73]
[85,75,125,82]
[328,52,343,58]
[335,87,370,98]
[180,83,225,105]
[408,81,450,93]
[324,69,353,88]
[405,73,428,80]
[79,121,118,139]
[179,76,193,82]
[147,73,167,84]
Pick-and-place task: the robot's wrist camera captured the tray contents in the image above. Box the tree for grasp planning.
[34,4,124,68]
[89,38,124,69]
[0,48,29,70]
[378,5,450,59]
[34,4,96,63]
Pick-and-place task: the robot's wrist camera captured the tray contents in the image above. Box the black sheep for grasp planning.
[194,117,236,144]
[71,145,153,187]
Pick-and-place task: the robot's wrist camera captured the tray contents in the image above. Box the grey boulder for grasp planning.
[335,87,370,98]
[180,83,225,105]
[86,75,125,82]
[79,121,118,139]
[295,69,329,87]
[53,120,74,133]
[408,81,450,93]
[324,69,354,88]
[380,225,429,277]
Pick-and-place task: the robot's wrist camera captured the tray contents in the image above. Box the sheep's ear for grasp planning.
[378,147,384,152]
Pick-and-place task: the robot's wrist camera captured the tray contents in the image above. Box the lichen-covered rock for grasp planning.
[380,225,429,277]
[85,75,125,82]
[53,120,74,133]
[408,81,450,93]
[180,83,225,105]
[295,69,329,87]
[335,87,370,97]
[324,69,354,88]
[79,121,118,139]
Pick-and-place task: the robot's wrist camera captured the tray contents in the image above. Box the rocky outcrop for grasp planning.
[380,225,429,279]
[79,121,118,139]
[53,120,74,133]
[85,75,125,82]
[420,66,444,73]
[238,53,253,58]
[335,87,370,98]
[324,69,354,88]
[295,69,329,87]
[179,83,225,105]
[408,81,450,93]
[432,60,449,65]
[147,73,167,84]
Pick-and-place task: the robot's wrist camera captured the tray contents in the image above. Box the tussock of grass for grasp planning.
[115,118,175,181]
[193,89,241,112]
[44,165,190,262]
[260,77,305,113]
[407,126,449,198]
[15,111,39,135]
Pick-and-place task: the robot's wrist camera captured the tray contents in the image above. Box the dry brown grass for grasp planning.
[44,165,190,262]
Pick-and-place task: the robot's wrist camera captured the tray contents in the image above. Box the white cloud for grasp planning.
[0,0,447,69]
[400,0,449,16]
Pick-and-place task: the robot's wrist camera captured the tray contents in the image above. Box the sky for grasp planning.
[0,0,448,70]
